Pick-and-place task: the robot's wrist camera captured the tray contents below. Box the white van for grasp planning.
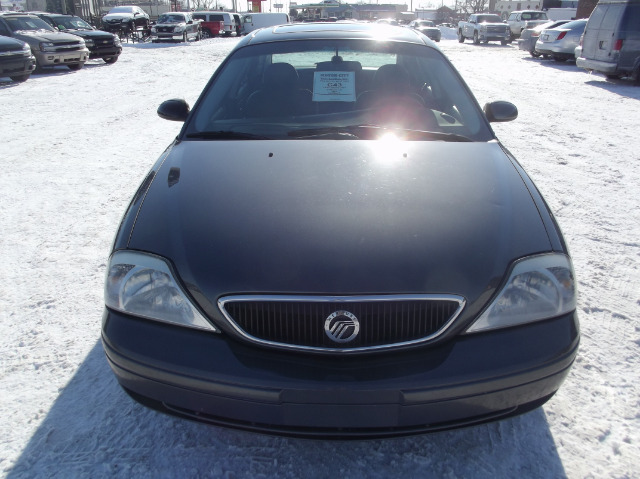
[241,13,290,35]
[576,0,640,81]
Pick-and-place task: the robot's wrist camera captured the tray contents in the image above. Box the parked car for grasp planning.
[0,35,35,82]
[150,12,201,43]
[507,10,550,38]
[535,19,587,61]
[101,5,150,34]
[458,14,511,45]
[192,12,224,38]
[33,13,121,64]
[241,12,289,35]
[102,22,579,438]
[408,19,441,42]
[576,0,640,82]
[518,20,570,57]
[0,12,88,71]
[191,11,237,36]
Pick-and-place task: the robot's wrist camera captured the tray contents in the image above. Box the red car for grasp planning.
[192,12,225,38]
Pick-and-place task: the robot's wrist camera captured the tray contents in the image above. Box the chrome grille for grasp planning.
[218,295,465,353]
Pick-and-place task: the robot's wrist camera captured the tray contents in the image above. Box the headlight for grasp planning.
[84,39,94,47]
[39,42,56,52]
[466,253,576,333]
[479,25,487,31]
[114,36,121,46]
[174,26,184,33]
[22,43,32,54]
[105,251,218,332]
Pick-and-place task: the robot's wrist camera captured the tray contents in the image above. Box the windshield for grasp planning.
[4,16,55,32]
[51,16,93,30]
[521,12,548,20]
[157,14,187,23]
[185,39,492,142]
[417,21,435,27]
[477,15,503,23]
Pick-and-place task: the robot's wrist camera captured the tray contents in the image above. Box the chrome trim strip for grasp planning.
[218,294,466,354]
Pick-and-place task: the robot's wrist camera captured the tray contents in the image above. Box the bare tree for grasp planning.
[457,0,489,14]
[190,0,222,11]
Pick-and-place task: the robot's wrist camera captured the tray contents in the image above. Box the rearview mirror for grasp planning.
[484,101,518,123]
[158,99,190,122]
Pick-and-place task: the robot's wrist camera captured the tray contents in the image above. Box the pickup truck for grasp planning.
[458,14,511,45]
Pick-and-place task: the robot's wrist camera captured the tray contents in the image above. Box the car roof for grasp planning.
[240,22,432,47]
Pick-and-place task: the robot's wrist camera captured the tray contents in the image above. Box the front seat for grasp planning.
[357,64,435,130]
[246,63,312,118]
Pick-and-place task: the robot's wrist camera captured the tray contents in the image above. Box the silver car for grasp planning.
[535,19,587,61]
[518,20,570,57]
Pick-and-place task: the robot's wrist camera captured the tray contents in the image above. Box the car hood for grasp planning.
[13,30,82,43]
[127,140,552,315]
[62,29,110,38]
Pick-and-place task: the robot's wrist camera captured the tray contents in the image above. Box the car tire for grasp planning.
[501,40,508,45]
[10,73,30,82]
[552,55,567,62]
[457,31,464,43]
[104,56,118,64]
[68,63,83,71]
[473,31,480,45]
[183,32,187,42]
[530,51,541,58]
[196,31,201,41]
[201,29,211,39]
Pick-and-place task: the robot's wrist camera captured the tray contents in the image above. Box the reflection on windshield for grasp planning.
[186,39,493,142]
[158,14,186,23]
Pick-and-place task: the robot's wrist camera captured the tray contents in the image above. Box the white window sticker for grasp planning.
[312,71,356,102]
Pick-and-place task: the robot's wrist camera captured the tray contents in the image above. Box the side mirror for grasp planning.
[158,99,190,122]
[484,101,518,123]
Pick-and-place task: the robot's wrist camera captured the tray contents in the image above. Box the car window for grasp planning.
[186,39,493,142]
[51,16,93,30]
[158,14,186,23]
[477,15,503,23]
[602,4,624,29]
[620,4,640,30]
[560,20,586,30]
[4,16,55,32]
[586,5,608,29]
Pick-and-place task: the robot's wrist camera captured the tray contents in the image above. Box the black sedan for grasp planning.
[102,22,579,438]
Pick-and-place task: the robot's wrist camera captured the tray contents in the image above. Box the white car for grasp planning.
[507,10,549,38]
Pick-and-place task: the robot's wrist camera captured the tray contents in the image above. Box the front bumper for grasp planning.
[151,33,185,41]
[102,309,579,438]
[88,46,122,59]
[478,32,510,42]
[34,48,89,67]
[0,54,36,77]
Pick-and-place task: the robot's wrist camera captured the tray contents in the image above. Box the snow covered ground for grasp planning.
[1,30,639,478]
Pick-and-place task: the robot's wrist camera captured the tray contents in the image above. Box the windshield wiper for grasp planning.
[288,125,472,142]
[288,125,379,139]
[186,131,271,140]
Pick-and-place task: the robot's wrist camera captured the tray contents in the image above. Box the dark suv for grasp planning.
[0,12,88,71]
[34,13,121,64]
[0,35,36,82]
